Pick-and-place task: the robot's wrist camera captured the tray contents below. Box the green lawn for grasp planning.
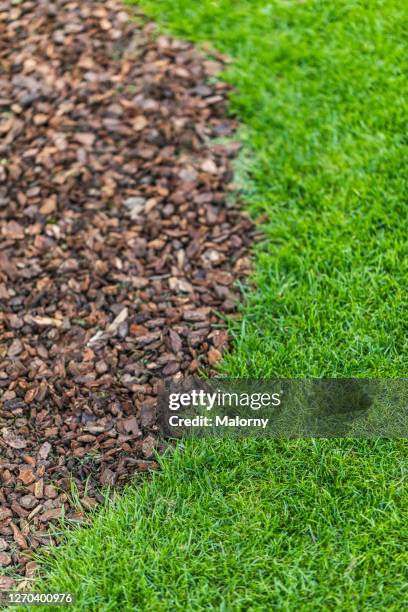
[32,1,408,609]
[34,440,407,611]
[132,0,408,378]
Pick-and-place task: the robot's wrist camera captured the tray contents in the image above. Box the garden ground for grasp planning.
[0,0,254,581]
[25,0,408,608]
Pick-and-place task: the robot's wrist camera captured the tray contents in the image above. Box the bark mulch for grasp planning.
[0,0,255,584]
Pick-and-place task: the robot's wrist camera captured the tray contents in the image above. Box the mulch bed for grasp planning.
[0,0,255,584]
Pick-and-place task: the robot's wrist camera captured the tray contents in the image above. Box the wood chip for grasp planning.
[0,0,255,576]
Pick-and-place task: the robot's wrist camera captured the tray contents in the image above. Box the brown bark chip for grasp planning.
[0,0,255,572]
